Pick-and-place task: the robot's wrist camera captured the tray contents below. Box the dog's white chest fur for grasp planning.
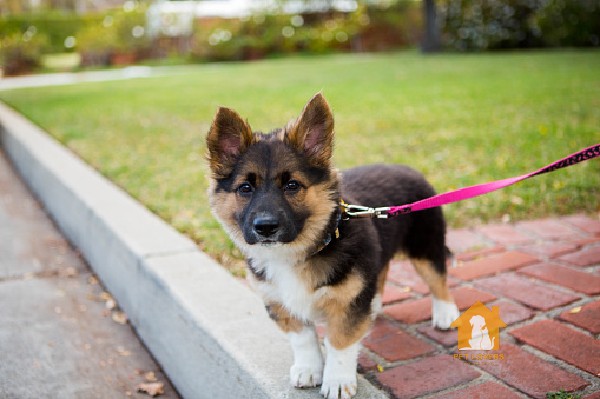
[249,250,319,322]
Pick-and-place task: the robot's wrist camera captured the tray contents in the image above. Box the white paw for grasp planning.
[320,339,359,399]
[320,376,357,399]
[290,364,323,387]
[432,298,460,330]
[288,327,323,388]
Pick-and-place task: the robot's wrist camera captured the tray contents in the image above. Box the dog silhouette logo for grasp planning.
[450,301,506,351]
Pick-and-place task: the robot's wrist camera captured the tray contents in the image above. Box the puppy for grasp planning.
[206,93,460,399]
[465,315,494,350]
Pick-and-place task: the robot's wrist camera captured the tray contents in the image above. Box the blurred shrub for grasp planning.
[439,0,543,50]
[358,1,422,51]
[0,11,100,53]
[77,9,150,67]
[76,19,118,66]
[0,31,49,75]
[438,0,600,50]
[536,0,600,46]
[189,1,421,62]
[0,8,149,69]
[191,18,244,61]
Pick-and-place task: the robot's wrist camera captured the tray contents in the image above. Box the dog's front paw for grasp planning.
[320,339,360,399]
[320,375,357,399]
[290,363,323,388]
[432,298,460,330]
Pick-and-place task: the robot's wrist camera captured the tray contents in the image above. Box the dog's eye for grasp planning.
[237,182,253,195]
[284,180,301,192]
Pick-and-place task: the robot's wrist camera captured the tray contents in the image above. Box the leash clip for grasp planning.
[341,203,391,219]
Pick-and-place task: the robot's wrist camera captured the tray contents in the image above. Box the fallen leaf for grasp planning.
[144,371,157,382]
[569,306,582,314]
[137,382,164,397]
[376,364,384,373]
[105,299,116,310]
[99,292,112,301]
[86,293,99,302]
[117,346,131,356]
[112,311,128,325]
[63,267,77,277]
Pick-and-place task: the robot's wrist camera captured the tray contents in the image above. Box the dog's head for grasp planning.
[469,315,487,330]
[206,93,339,257]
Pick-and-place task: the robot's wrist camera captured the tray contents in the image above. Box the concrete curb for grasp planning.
[0,102,388,399]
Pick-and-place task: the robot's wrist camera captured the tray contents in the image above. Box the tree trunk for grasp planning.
[422,0,441,53]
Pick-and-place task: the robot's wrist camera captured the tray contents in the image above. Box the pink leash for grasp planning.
[341,143,600,219]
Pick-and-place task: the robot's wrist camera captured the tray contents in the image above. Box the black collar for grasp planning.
[310,200,343,256]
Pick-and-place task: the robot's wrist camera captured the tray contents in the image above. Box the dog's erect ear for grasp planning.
[206,107,254,176]
[285,92,334,167]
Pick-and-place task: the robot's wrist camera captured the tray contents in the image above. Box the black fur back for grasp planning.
[341,164,447,274]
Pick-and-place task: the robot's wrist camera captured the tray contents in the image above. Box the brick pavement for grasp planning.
[358,214,600,399]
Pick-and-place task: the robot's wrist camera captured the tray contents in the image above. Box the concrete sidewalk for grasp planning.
[0,150,179,398]
[0,67,155,91]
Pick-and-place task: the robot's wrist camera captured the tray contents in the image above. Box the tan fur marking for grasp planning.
[208,180,246,245]
[411,259,452,301]
[295,258,331,292]
[266,169,339,261]
[315,272,370,349]
[265,302,304,333]
[328,315,372,350]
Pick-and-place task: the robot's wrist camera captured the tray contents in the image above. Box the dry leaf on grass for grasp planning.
[137,382,164,397]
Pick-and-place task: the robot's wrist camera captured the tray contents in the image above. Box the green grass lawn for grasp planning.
[1,50,599,273]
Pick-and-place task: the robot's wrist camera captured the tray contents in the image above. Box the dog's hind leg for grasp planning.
[411,259,460,330]
[265,303,324,387]
[370,262,390,319]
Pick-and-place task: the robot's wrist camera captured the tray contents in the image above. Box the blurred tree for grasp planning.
[422,0,440,52]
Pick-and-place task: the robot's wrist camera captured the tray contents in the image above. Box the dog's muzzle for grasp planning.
[252,213,280,240]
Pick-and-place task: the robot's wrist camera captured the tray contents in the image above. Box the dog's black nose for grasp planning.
[253,216,280,238]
